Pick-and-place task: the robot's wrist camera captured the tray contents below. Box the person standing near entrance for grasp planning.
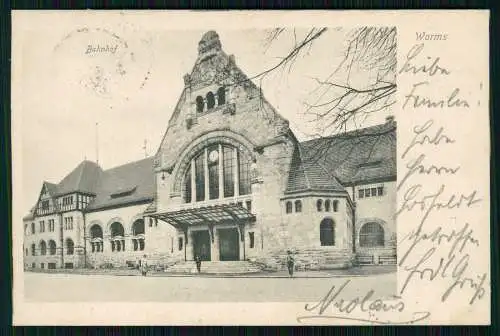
[286,250,295,278]
[195,254,202,273]
[140,254,148,276]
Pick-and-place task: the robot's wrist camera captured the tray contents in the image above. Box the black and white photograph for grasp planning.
[12,11,490,325]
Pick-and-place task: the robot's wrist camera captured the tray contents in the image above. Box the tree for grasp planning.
[253,27,397,162]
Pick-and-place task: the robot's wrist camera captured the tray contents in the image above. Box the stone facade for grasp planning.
[23,31,397,271]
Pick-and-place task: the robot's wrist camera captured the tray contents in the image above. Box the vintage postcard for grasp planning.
[11,10,490,325]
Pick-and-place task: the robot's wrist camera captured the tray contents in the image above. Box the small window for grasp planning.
[217,87,226,105]
[365,188,371,197]
[377,186,384,196]
[333,200,339,212]
[31,222,35,234]
[246,200,252,212]
[324,200,331,212]
[358,189,364,199]
[249,232,255,248]
[371,188,377,196]
[139,240,145,251]
[285,201,292,214]
[66,239,74,255]
[64,263,74,269]
[48,263,56,269]
[31,263,35,269]
[316,199,323,212]
[206,92,215,109]
[41,263,45,269]
[154,218,158,227]
[149,218,153,227]
[178,237,184,251]
[196,96,204,113]
[295,200,302,213]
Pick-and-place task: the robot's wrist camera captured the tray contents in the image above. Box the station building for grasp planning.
[23,31,396,271]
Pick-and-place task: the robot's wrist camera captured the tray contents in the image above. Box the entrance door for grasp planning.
[192,230,211,261]
[218,228,240,261]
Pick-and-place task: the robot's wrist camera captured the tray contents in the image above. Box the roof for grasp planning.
[152,203,255,227]
[55,160,102,196]
[286,119,396,193]
[44,182,59,196]
[86,157,156,211]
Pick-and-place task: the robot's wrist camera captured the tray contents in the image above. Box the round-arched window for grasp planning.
[206,92,215,109]
[359,222,385,247]
[320,218,335,246]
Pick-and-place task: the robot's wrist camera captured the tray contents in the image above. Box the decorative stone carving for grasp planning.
[183,74,191,86]
[198,31,222,55]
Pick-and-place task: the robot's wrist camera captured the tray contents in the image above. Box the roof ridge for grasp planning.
[103,156,154,173]
[300,121,396,145]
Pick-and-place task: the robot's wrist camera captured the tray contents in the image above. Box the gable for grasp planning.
[155,31,295,174]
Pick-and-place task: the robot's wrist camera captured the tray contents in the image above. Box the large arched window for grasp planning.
[206,92,215,109]
[132,219,146,251]
[110,222,125,252]
[66,238,74,255]
[90,224,104,253]
[48,240,56,255]
[40,240,47,256]
[196,96,204,113]
[217,87,226,105]
[320,218,335,246]
[183,144,252,203]
[359,222,385,247]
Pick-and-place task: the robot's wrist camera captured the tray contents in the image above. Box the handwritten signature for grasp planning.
[297,279,431,324]
[396,114,487,308]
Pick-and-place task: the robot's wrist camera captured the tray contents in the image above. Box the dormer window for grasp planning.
[41,200,49,211]
[110,186,137,199]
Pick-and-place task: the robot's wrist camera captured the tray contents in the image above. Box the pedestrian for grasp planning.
[195,254,202,273]
[286,250,295,278]
[140,254,148,276]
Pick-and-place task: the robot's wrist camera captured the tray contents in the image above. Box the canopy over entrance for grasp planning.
[151,203,255,228]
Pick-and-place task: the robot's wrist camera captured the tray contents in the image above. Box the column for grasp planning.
[191,158,196,202]
[234,147,239,196]
[204,148,209,201]
[218,144,224,199]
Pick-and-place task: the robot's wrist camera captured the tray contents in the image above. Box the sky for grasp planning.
[16,26,394,211]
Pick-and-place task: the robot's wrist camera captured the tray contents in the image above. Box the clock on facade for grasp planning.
[209,150,219,163]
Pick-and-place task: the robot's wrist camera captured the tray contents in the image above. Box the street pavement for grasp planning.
[24,271,397,302]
